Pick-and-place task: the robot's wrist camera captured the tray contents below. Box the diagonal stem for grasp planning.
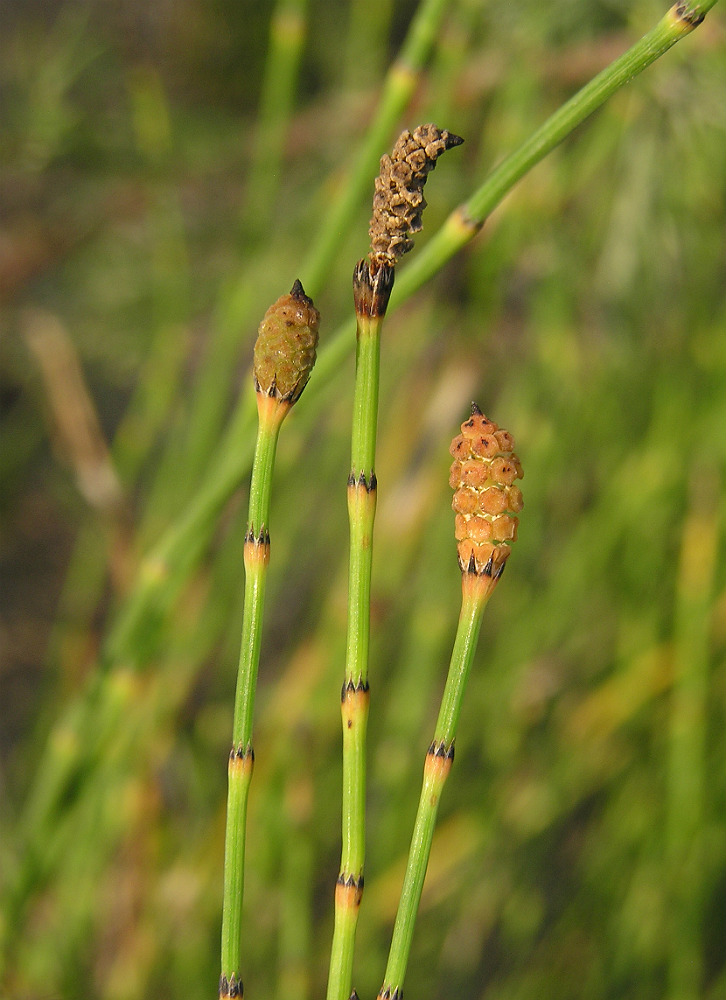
[379,570,496,998]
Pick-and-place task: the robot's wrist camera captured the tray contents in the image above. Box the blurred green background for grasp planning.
[1,1,725,998]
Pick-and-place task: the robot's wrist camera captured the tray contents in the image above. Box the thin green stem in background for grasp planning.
[115,65,191,489]
[379,571,493,997]
[343,0,394,90]
[220,392,290,997]
[243,0,310,239]
[666,464,720,1000]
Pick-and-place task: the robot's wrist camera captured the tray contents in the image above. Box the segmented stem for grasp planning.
[327,260,394,1000]
[380,571,495,997]
[381,406,521,995]
[220,393,290,1000]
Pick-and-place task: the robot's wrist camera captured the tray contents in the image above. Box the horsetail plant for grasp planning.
[326,125,463,1000]
[378,405,523,999]
[5,5,720,995]
[220,280,319,1000]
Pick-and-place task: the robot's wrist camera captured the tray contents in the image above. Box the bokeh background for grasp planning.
[1,1,725,998]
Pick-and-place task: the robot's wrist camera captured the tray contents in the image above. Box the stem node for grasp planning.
[377,987,404,1000]
[353,258,395,319]
[672,2,706,28]
[335,873,365,909]
[219,973,243,999]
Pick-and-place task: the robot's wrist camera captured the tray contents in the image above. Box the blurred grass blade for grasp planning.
[243,0,310,240]
[666,464,721,1000]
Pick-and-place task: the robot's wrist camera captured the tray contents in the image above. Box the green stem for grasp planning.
[350,313,381,482]
[327,263,392,1000]
[327,681,370,1000]
[104,387,259,667]
[232,410,285,746]
[220,393,289,997]
[666,464,720,1000]
[243,0,310,239]
[221,751,254,998]
[381,572,491,996]
[343,0,394,90]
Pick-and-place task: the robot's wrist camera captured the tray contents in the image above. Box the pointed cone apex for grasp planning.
[253,283,320,403]
[449,408,523,577]
[444,131,464,149]
[289,277,309,301]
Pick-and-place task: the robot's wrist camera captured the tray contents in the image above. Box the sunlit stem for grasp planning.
[380,570,496,997]
[220,392,290,999]
[327,260,393,1000]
